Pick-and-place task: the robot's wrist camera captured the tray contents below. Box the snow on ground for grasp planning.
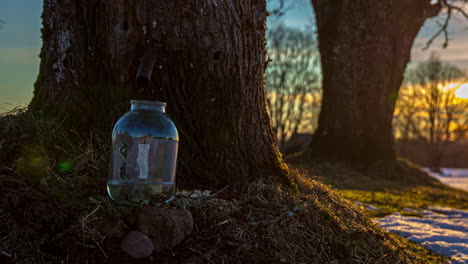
[422,168,468,192]
[353,201,381,211]
[373,168,468,262]
[376,206,468,264]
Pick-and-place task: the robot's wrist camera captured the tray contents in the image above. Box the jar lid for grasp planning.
[130,100,166,107]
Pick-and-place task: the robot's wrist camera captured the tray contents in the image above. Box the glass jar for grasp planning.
[108,100,179,203]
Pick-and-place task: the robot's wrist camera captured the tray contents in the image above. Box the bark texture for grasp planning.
[309,0,441,163]
[31,0,288,188]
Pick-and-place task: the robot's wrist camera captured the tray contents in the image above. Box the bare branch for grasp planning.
[425,0,468,49]
[444,1,468,19]
[269,0,286,17]
[424,5,451,50]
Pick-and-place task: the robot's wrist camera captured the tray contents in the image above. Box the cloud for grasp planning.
[418,12,468,39]
[412,28,468,70]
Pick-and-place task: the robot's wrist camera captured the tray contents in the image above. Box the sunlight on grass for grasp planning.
[340,187,468,218]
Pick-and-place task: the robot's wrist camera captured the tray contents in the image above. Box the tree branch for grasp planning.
[269,0,290,17]
[425,0,468,49]
[424,4,451,50]
[444,0,468,19]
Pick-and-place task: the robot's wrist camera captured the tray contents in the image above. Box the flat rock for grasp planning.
[135,207,193,253]
[121,231,154,259]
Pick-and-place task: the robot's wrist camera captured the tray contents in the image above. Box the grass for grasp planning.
[0,108,453,263]
[290,159,468,218]
[341,187,467,217]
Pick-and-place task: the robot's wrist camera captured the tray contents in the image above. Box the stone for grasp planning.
[120,231,154,259]
[176,190,190,197]
[135,207,193,253]
[189,193,200,198]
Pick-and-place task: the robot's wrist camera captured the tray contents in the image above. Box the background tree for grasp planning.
[392,86,424,142]
[451,110,468,141]
[307,0,466,164]
[395,53,467,172]
[265,23,321,153]
[30,0,289,189]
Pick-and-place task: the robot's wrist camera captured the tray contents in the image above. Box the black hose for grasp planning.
[136,48,158,89]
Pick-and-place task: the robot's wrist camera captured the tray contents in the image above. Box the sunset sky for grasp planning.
[1,0,467,112]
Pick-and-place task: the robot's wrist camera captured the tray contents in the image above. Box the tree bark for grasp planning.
[30,0,288,189]
[309,0,441,164]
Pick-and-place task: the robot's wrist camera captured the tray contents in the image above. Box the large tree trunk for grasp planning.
[30,0,288,189]
[309,0,441,164]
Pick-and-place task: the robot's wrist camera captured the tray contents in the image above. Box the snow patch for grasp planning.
[376,207,468,263]
[402,208,420,214]
[45,0,58,29]
[423,168,468,192]
[53,29,71,83]
[113,22,130,54]
[175,190,212,198]
[353,201,381,211]
[45,0,57,10]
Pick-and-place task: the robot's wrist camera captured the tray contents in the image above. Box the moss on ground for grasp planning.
[290,159,468,217]
[341,187,468,218]
[0,109,450,263]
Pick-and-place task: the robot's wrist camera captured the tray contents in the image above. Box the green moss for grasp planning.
[341,187,468,217]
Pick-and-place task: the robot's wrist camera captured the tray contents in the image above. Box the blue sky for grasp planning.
[0,0,467,112]
[0,0,42,111]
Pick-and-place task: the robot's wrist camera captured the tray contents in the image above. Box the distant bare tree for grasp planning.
[452,110,468,142]
[306,0,468,166]
[265,23,321,152]
[393,87,424,141]
[395,53,467,172]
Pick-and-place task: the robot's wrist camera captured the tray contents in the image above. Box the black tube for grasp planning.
[136,48,158,89]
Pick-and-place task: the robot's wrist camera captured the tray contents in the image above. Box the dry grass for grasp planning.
[0,108,113,263]
[153,178,444,264]
[0,109,447,263]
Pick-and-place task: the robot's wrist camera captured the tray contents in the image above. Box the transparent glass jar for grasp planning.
[108,100,179,203]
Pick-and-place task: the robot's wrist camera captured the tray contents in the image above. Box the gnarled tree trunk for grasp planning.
[309,0,441,164]
[30,0,288,189]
